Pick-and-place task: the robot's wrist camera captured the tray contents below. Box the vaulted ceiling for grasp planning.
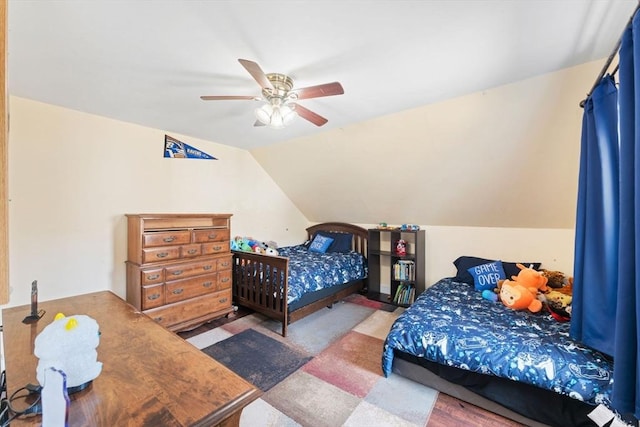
[7,0,637,150]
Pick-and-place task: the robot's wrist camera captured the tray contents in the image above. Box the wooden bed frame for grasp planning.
[232,222,368,337]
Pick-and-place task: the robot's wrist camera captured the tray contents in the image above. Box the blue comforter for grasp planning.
[278,245,367,304]
[382,278,613,406]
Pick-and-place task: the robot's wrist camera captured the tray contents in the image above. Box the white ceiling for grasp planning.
[7,0,638,150]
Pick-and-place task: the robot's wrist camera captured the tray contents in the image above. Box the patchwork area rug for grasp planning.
[189,296,524,426]
[202,328,312,391]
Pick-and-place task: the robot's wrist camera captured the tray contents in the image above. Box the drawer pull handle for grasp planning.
[203,265,213,271]
[156,252,169,258]
[203,282,213,288]
[208,234,218,239]
[147,274,160,280]
[147,294,160,300]
[154,317,163,322]
[187,249,198,255]
[171,270,183,276]
[220,277,230,283]
[220,262,229,267]
[172,288,183,295]
[163,236,176,243]
[213,245,222,251]
[219,297,228,303]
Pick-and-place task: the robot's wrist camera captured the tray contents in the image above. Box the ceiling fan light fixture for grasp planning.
[254,101,297,129]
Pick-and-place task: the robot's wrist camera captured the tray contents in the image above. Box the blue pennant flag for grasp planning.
[164,135,217,160]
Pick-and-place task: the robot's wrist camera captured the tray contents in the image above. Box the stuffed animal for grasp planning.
[265,247,279,256]
[499,279,543,313]
[238,238,253,252]
[34,313,102,388]
[511,263,549,293]
[543,290,572,321]
[540,269,570,289]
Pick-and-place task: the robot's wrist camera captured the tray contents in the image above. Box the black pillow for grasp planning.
[316,231,353,253]
[453,256,541,285]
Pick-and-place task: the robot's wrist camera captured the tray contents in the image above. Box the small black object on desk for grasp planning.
[22,280,45,324]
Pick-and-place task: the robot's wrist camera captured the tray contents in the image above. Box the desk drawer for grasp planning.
[146,289,232,328]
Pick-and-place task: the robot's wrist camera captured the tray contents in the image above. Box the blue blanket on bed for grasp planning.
[278,245,367,304]
[382,278,613,406]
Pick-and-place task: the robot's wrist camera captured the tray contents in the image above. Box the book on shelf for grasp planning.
[393,260,415,281]
[393,282,415,305]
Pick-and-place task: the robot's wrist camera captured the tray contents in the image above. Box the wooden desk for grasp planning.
[2,291,261,426]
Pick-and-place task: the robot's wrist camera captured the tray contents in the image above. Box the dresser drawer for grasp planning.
[140,267,164,285]
[216,256,232,271]
[142,284,165,309]
[217,270,232,289]
[146,289,232,328]
[165,274,219,304]
[182,244,202,258]
[142,246,181,264]
[165,259,218,280]
[143,230,191,247]
[202,241,230,255]
[193,229,230,243]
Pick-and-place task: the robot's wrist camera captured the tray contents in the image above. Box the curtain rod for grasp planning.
[579,1,640,108]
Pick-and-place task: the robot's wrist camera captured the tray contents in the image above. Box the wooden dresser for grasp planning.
[126,213,234,332]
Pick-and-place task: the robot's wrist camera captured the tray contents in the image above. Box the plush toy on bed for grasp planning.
[542,275,574,321]
[511,263,549,293]
[499,279,543,313]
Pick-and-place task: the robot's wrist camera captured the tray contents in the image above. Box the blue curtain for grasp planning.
[572,10,640,418]
[613,13,640,417]
[571,74,619,356]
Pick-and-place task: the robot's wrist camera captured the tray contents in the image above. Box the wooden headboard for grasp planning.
[306,222,368,260]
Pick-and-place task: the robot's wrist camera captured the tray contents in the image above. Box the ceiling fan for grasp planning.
[200,59,344,129]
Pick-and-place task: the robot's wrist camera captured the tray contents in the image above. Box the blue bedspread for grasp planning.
[382,278,613,406]
[278,245,367,304]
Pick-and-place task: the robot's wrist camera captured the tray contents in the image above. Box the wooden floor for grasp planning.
[428,393,524,426]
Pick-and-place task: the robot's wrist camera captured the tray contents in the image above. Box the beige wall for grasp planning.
[7,58,592,307]
[6,96,309,306]
[252,59,603,230]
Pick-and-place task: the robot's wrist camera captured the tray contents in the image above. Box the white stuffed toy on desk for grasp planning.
[34,313,102,390]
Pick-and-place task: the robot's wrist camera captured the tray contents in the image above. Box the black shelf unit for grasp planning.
[367,228,425,307]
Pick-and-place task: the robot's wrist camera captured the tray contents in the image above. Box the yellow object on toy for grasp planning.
[511,263,549,293]
[499,279,543,313]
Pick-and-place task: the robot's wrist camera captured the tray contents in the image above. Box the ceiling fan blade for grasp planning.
[253,120,266,127]
[293,103,328,127]
[238,59,274,90]
[292,82,344,100]
[200,95,258,101]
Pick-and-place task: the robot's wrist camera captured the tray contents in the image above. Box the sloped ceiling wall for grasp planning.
[251,60,602,229]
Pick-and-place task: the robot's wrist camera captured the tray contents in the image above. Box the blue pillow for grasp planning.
[317,231,353,253]
[308,234,334,253]
[453,256,541,285]
[467,261,506,292]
